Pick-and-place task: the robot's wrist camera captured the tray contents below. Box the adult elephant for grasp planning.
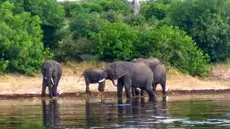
[132,58,167,96]
[77,68,106,93]
[41,60,62,98]
[103,61,155,100]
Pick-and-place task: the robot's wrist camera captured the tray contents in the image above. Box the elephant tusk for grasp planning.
[98,78,105,83]
[51,78,54,85]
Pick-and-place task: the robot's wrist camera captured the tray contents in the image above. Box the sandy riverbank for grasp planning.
[0,63,230,96]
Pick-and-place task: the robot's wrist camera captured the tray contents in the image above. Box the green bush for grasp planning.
[135,25,210,76]
[1,0,65,49]
[0,1,45,75]
[101,10,124,23]
[55,36,97,61]
[63,2,101,17]
[142,1,169,20]
[62,0,132,17]
[168,0,230,62]
[0,59,8,74]
[93,22,138,61]
[97,0,132,15]
[23,0,65,49]
[69,13,108,39]
[124,14,146,26]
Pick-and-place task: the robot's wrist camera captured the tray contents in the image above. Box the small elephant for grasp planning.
[77,68,107,93]
[103,61,155,100]
[132,58,167,96]
[41,60,62,98]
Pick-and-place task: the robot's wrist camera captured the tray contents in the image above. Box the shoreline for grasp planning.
[1,89,230,100]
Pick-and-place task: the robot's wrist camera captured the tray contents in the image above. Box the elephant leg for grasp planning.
[84,77,90,93]
[42,78,46,97]
[152,83,157,93]
[47,79,53,98]
[85,83,90,93]
[140,89,144,96]
[132,87,137,96]
[52,75,61,97]
[131,87,135,96]
[123,75,132,99]
[117,79,124,99]
[146,88,156,101]
[51,79,57,97]
[146,81,156,101]
[124,85,131,99]
[161,81,167,96]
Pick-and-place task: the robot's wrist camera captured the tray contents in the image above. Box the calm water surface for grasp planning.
[1,93,230,129]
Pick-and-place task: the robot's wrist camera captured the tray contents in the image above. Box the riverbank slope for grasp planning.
[0,62,230,96]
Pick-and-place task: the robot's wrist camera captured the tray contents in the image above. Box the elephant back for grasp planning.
[132,58,161,71]
[131,62,153,86]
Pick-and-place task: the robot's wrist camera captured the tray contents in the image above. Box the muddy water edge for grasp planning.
[1,92,230,129]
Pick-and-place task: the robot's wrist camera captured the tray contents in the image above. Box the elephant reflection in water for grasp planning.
[85,99,118,128]
[42,99,60,128]
[117,98,170,129]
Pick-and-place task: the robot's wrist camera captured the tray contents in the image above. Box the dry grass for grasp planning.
[62,60,107,75]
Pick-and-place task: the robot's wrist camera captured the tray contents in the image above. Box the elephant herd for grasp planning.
[41,58,167,100]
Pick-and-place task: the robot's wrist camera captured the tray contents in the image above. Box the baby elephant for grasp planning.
[78,68,107,93]
[41,60,62,98]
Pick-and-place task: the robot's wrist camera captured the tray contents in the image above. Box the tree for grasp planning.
[23,0,65,49]
[134,25,210,76]
[142,1,169,20]
[0,1,44,74]
[56,36,97,61]
[69,13,108,40]
[94,22,137,61]
[169,0,230,62]
[0,0,65,49]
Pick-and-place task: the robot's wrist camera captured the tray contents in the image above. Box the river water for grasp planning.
[0,93,230,129]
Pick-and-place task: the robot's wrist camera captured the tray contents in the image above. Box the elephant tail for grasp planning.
[77,72,84,82]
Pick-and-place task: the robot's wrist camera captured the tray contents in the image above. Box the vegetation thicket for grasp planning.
[1,0,230,77]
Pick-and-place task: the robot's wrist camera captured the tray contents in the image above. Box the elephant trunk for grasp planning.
[111,80,117,87]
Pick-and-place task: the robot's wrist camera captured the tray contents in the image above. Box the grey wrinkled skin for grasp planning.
[78,68,107,93]
[104,61,155,100]
[132,58,167,96]
[41,60,62,98]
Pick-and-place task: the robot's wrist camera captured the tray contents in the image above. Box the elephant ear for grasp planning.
[113,62,129,79]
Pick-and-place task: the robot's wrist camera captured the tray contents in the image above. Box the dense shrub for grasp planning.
[55,36,97,61]
[0,0,65,49]
[97,0,132,14]
[62,0,132,17]
[23,0,65,49]
[142,1,169,20]
[169,0,230,62]
[124,14,146,26]
[134,25,210,76]
[93,22,138,61]
[101,10,125,23]
[69,13,108,39]
[63,2,102,17]
[0,1,45,74]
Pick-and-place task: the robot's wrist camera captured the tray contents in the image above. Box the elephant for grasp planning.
[77,68,107,93]
[103,61,155,100]
[132,58,167,96]
[41,60,62,98]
